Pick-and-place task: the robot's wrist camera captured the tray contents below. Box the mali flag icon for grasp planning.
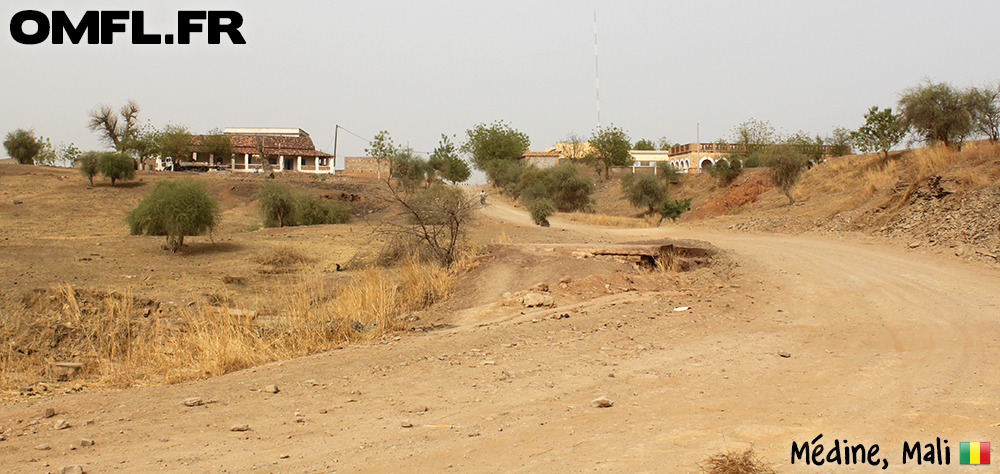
[960,442,990,465]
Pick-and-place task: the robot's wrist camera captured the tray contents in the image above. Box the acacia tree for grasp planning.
[897,80,974,150]
[157,125,193,170]
[3,129,43,164]
[633,138,656,150]
[586,125,632,180]
[827,126,855,157]
[461,121,530,189]
[967,82,1000,143]
[851,106,907,161]
[98,152,135,186]
[201,130,234,168]
[77,151,101,185]
[620,173,666,215]
[762,143,809,205]
[729,118,777,157]
[391,146,430,190]
[87,100,141,153]
[562,132,587,161]
[127,178,220,252]
[365,130,396,181]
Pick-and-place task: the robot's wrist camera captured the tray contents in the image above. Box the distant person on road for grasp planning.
[480,190,486,205]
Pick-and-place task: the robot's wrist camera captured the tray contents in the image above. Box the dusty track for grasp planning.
[2,198,999,473]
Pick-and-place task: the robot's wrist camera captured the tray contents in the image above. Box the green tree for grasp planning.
[620,173,667,215]
[518,164,594,213]
[967,82,1000,143]
[633,138,656,150]
[157,125,193,170]
[296,195,351,226]
[3,128,43,164]
[586,125,632,180]
[762,144,809,205]
[392,146,430,190]
[87,100,142,152]
[256,182,297,228]
[77,151,101,186]
[827,126,855,157]
[708,156,742,185]
[127,178,220,252]
[897,80,974,150]
[201,131,234,168]
[122,125,160,168]
[428,134,470,184]
[655,161,680,184]
[98,152,135,186]
[365,130,396,181]
[851,106,907,161]
[461,121,530,186]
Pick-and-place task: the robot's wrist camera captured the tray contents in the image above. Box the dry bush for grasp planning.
[559,211,658,228]
[1,261,455,392]
[254,245,314,274]
[700,448,776,474]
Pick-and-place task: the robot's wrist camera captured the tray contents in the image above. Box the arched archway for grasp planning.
[699,157,714,172]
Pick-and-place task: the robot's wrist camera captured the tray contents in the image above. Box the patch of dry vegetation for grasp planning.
[558,211,659,228]
[700,448,776,474]
[0,260,455,393]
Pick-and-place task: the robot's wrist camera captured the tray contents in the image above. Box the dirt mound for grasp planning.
[692,171,773,218]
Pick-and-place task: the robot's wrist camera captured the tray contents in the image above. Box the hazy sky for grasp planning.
[2,0,999,166]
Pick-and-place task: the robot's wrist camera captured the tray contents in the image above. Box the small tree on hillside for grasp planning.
[851,106,907,161]
[729,118,777,157]
[77,151,101,185]
[586,125,632,180]
[3,128,43,164]
[256,181,297,227]
[428,134,470,184]
[827,126,855,157]
[127,178,220,252]
[968,82,1000,143]
[392,146,430,190]
[461,121,530,186]
[620,173,667,215]
[366,130,396,181]
[658,197,692,225]
[897,80,974,150]
[762,144,809,205]
[655,161,680,184]
[98,152,135,186]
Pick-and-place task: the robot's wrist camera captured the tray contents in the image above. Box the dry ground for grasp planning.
[2,162,1000,473]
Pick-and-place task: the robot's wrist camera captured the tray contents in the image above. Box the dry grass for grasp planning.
[559,211,659,228]
[700,448,776,474]
[0,260,455,393]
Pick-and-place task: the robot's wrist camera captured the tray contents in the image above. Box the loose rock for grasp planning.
[778,350,792,358]
[59,466,84,474]
[35,443,52,450]
[591,396,614,408]
[79,438,94,446]
[530,282,549,292]
[559,276,572,284]
[183,397,203,407]
[401,419,413,428]
[230,424,250,432]
[53,419,70,430]
[262,384,280,394]
[522,292,554,308]
[41,408,56,418]
[405,404,428,413]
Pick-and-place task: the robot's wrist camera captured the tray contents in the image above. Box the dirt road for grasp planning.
[2,198,999,473]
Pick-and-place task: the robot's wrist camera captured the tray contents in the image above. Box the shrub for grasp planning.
[658,197,692,224]
[655,161,680,184]
[518,164,594,213]
[620,173,667,215]
[127,178,220,252]
[256,182,297,227]
[527,198,556,227]
[484,159,524,196]
[708,156,742,185]
[77,151,101,186]
[296,195,350,226]
[98,152,135,186]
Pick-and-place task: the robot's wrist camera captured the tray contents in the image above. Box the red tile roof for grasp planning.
[191,134,333,158]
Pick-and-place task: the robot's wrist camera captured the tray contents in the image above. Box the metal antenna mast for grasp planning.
[594,12,600,128]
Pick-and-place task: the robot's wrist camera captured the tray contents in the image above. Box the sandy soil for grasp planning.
[2,173,1000,473]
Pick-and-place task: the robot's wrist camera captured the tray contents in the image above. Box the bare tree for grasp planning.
[87,100,141,152]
